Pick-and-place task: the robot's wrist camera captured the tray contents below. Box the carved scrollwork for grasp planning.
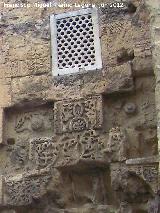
[4,170,51,206]
[29,130,106,170]
[29,137,60,169]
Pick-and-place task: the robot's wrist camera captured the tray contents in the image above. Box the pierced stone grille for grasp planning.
[50,8,102,76]
[56,14,96,69]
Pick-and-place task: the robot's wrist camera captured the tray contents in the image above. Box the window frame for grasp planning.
[50,8,102,76]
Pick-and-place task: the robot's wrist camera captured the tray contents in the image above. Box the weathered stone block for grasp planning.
[29,131,107,171]
[49,63,134,101]
[132,57,154,77]
[0,108,4,144]
[4,104,54,145]
[54,95,103,133]
[0,176,4,205]
[0,1,158,212]
[29,137,57,169]
[103,127,129,162]
[111,162,158,203]
[0,79,11,108]
[3,170,51,206]
[12,74,52,95]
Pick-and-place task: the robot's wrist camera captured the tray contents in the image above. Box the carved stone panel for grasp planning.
[29,137,59,169]
[54,130,106,169]
[54,95,103,134]
[29,131,106,170]
[4,170,51,206]
[4,105,54,145]
[14,110,53,134]
[3,105,54,173]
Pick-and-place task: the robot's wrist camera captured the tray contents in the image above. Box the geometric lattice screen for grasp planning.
[50,8,102,76]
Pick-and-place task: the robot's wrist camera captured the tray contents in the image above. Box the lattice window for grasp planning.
[50,8,102,76]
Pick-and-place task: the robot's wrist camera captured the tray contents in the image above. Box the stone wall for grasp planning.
[0,0,159,212]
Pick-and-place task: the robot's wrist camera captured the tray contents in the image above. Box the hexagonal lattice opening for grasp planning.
[50,8,102,76]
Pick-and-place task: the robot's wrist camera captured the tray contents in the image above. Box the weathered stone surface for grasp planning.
[0,108,4,144]
[0,0,158,212]
[0,78,11,108]
[4,44,50,78]
[44,205,116,213]
[49,63,134,101]
[148,191,160,213]
[3,169,51,206]
[29,132,107,171]
[29,137,57,169]
[132,56,154,77]
[11,74,52,97]
[54,95,103,133]
[103,127,129,162]
[0,176,3,205]
[111,163,157,202]
[9,63,134,105]
[126,156,159,165]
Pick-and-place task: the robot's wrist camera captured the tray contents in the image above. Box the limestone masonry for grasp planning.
[0,0,160,212]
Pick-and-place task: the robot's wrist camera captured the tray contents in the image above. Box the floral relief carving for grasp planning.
[54,95,103,133]
[15,110,53,133]
[29,130,106,170]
